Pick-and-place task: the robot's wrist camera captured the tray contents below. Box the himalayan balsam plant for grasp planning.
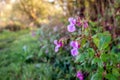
[54,17,120,80]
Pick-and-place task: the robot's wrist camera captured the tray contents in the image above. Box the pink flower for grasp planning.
[68,17,76,25]
[83,21,88,28]
[54,40,58,45]
[70,41,79,48]
[70,41,80,57]
[71,48,78,56]
[67,24,76,32]
[76,71,84,80]
[55,45,60,52]
[54,40,63,52]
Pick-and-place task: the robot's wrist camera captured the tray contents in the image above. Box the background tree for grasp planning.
[13,0,63,26]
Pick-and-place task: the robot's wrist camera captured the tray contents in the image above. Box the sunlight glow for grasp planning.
[48,0,54,2]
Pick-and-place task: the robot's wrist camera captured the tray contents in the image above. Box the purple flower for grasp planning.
[68,17,76,25]
[71,48,78,57]
[83,21,88,28]
[55,45,60,52]
[54,40,63,52]
[76,71,84,80]
[54,40,58,45]
[70,41,79,48]
[70,41,80,57]
[67,17,77,32]
[67,24,76,32]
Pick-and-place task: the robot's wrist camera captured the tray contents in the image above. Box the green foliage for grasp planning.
[92,31,111,50]
[0,26,77,79]
[54,18,120,80]
[0,19,120,80]
[0,29,53,80]
[91,68,103,80]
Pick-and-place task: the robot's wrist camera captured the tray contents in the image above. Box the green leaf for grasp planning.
[92,35,99,48]
[91,68,103,80]
[76,53,86,63]
[105,73,118,80]
[100,53,109,62]
[91,72,102,80]
[92,31,111,50]
[87,48,95,58]
[92,58,103,68]
[92,58,98,64]
[81,38,87,47]
[112,68,120,77]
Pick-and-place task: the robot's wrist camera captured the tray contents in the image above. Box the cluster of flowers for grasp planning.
[54,17,88,56]
[54,17,88,80]
[67,17,88,32]
[54,40,80,57]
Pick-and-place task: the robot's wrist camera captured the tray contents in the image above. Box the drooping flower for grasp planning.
[71,48,78,56]
[68,17,76,25]
[76,71,84,80]
[77,22,82,26]
[76,17,82,26]
[54,40,63,52]
[83,21,88,28]
[67,24,76,32]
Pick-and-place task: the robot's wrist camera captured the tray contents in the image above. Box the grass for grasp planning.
[0,30,29,49]
[0,27,69,80]
[0,29,53,80]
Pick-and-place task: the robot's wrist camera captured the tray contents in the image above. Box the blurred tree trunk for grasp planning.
[14,0,58,27]
[19,0,39,26]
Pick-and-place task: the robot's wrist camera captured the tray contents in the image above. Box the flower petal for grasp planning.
[59,41,63,47]
[55,45,60,52]
[55,47,59,52]
[67,24,76,32]
[71,48,78,56]
[70,41,79,48]
[83,21,88,28]
[54,40,58,45]
[68,17,76,25]
[68,17,74,22]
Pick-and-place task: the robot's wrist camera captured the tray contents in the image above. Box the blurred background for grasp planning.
[0,0,120,31]
[0,0,120,80]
